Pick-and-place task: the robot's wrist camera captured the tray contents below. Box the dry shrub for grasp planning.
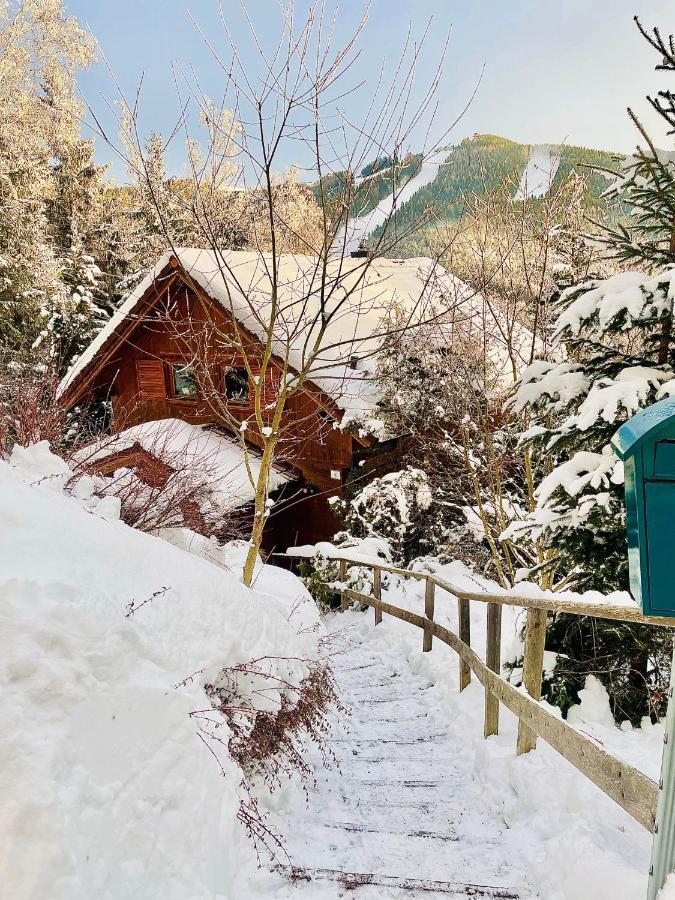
[0,357,73,456]
[196,654,345,867]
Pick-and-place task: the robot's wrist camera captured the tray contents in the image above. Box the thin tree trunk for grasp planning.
[658,228,675,365]
[242,436,278,587]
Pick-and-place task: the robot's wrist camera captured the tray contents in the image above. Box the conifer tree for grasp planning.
[0,0,96,353]
[507,18,675,723]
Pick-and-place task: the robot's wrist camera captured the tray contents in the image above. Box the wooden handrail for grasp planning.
[280,550,670,834]
[284,554,664,833]
[283,552,675,627]
[341,585,659,833]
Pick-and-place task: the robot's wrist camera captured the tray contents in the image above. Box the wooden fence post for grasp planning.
[647,637,675,900]
[373,567,382,625]
[484,603,502,737]
[339,559,348,611]
[458,598,471,691]
[517,608,548,755]
[423,578,435,652]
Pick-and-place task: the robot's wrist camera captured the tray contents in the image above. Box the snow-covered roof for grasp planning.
[59,248,533,422]
[75,418,292,511]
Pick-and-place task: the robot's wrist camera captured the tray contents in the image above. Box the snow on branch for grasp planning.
[553,269,675,340]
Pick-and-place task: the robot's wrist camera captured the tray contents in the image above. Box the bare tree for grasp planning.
[86,2,483,586]
[372,162,604,588]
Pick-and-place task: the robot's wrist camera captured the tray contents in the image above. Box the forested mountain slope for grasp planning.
[321,134,623,254]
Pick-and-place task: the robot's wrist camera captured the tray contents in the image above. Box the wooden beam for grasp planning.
[517,608,548,755]
[484,603,502,738]
[429,576,675,628]
[312,556,675,627]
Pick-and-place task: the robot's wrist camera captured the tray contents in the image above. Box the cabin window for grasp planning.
[172,363,197,399]
[224,367,249,403]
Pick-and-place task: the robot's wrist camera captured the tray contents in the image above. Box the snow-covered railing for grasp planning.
[289,553,671,834]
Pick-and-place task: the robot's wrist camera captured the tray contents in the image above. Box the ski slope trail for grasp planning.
[340,150,448,254]
[513,146,561,201]
[270,620,538,899]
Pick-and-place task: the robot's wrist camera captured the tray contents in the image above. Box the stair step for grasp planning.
[286,867,527,898]
[314,820,460,842]
[327,734,446,746]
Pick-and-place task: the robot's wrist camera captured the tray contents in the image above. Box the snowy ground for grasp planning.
[257,573,661,900]
[2,443,665,899]
[0,443,323,900]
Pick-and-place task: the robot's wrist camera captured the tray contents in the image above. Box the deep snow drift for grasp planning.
[0,443,322,900]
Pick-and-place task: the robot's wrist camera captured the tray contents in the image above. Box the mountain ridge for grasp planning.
[318,133,623,254]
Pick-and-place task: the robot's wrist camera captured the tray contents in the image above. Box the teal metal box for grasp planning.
[612,397,675,617]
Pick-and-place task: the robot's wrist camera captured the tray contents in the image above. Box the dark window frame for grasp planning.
[170,362,198,401]
[223,366,250,405]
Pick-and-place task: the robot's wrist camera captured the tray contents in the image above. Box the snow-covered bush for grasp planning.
[335,467,443,566]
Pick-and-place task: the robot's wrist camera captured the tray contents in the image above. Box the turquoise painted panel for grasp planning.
[654,441,675,478]
[644,481,675,615]
[612,397,675,461]
[611,400,675,618]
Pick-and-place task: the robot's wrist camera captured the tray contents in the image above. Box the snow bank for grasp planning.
[0,444,321,900]
[287,535,392,568]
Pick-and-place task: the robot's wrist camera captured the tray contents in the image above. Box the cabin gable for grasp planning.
[75,264,361,493]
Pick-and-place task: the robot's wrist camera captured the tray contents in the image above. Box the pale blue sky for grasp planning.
[66,0,674,182]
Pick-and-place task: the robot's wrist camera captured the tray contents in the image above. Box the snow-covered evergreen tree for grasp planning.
[0,0,96,354]
[506,17,675,722]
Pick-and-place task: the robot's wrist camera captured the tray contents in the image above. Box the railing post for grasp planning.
[458,598,471,691]
[647,637,675,900]
[339,559,348,611]
[373,566,382,625]
[517,608,548,755]
[484,603,502,737]
[423,577,435,652]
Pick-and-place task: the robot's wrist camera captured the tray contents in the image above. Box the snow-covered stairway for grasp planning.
[271,620,538,899]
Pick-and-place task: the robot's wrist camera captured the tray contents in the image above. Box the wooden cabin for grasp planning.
[58,249,415,548]
[59,248,528,550]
